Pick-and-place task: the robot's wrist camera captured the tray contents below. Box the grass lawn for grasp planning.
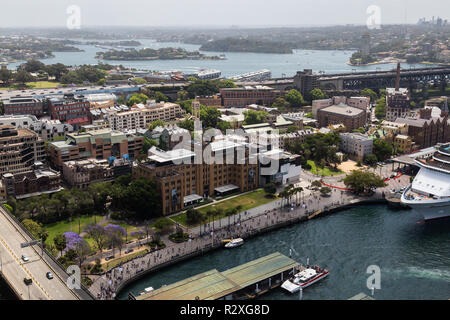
[26,81,62,89]
[307,160,343,176]
[44,215,104,246]
[171,189,277,227]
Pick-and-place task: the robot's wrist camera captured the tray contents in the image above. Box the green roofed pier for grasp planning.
[132,252,300,300]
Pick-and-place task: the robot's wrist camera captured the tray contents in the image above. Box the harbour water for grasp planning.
[7,39,439,78]
[117,205,450,300]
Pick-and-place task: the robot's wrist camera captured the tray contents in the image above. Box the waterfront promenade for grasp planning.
[89,171,411,300]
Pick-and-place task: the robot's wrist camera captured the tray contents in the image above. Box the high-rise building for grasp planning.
[47,129,144,169]
[0,125,45,175]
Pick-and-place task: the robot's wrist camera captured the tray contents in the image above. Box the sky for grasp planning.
[0,0,448,28]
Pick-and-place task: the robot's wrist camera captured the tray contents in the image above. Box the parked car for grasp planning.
[46,272,54,280]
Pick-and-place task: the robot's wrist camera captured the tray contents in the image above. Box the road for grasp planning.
[0,207,80,300]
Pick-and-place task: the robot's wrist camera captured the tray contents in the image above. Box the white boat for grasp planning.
[139,286,154,295]
[224,238,244,248]
[281,265,329,293]
[401,144,450,221]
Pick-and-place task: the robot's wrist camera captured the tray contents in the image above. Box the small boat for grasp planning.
[139,286,154,295]
[281,265,329,293]
[224,238,244,248]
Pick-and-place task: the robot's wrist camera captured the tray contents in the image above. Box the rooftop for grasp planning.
[320,104,364,116]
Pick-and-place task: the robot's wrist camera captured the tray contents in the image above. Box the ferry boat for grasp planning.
[224,238,244,248]
[139,286,154,296]
[281,265,329,293]
[401,143,450,221]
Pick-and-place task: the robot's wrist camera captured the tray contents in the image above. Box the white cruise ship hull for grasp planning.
[407,200,450,221]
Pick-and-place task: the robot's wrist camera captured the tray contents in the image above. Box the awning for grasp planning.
[214,184,239,194]
[183,194,203,203]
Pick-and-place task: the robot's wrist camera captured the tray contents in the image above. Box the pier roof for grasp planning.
[137,252,298,300]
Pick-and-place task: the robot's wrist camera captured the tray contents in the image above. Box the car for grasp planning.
[105,255,114,261]
[21,254,29,262]
[46,272,54,280]
[24,278,32,285]
[125,249,133,254]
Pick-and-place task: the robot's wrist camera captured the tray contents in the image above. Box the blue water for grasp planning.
[117,205,450,300]
[7,39,439,78]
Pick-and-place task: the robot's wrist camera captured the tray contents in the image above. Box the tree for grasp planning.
[148,119,166,131]
[373,139,393,161]
[104,224,126,256]
[311,180,322,190]
[124,178,161,219]
[272,97,290,111]
[320,187,332,196]
[374,96,386,119]
[243,110,268,125]
[360,88,378,104]
[309,88,325,101]
[264,182,277,195]
[84,224,108,252]
[178,117,195,132]
[53,234,67,257]
[45,63,68,81]
[127,93,149,106]
[21,59,45,73]
[217,121,231,132]
[200,106,221,128]
[343,170,387,195]
[152,91,169,102]
[0,68,13,86]
[14,70,35,84]
[285,89,305,108]
[22,219,45,240]
[186,208,202,225]
[363,154,378,166]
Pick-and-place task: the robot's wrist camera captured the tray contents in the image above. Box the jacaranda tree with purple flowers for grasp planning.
[84,224,108,252]
[63,231,91,267]
[104,224,127,256]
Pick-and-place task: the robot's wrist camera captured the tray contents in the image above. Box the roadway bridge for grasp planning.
[0,206,93,300]
[237,67,450,91]
[319,66,450,90]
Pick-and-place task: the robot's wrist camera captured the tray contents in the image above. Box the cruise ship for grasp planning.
[401,144,450,221]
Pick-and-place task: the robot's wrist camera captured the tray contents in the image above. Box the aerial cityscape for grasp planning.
[0,0,449,312]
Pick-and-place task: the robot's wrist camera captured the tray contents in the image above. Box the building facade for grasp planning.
[133,143,259,215]
[2,96,44,116]
[340,132,373,161]
[317,104,367,132]
[47,129,144,169]
[48,94,91,127]
[220,86,283,107]
[0,125,45,175]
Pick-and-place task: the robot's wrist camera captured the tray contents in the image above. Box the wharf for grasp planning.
[132,252,299,300]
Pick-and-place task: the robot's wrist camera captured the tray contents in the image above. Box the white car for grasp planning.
[21,255,29,262]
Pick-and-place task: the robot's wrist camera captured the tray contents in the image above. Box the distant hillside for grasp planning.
[199,38,293,54]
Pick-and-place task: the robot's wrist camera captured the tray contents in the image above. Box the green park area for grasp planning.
[25,81,61,89]
[171,189,277,227]
[307,160,343,176]
[43,215,142,247]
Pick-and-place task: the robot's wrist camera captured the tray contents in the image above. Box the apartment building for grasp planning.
[2,96,44,116]
[317,104,367,132]
[0,163,61,200]
[0,125,45,175]
[48,94,90,127]
[220,86,283,107]
[385,88,411,121]
[106,101,186,131]
[133,142,259,215]
[312,96,369,118]
[62,158,132,188]
[340,132,373,161]
[47,129,144,169]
